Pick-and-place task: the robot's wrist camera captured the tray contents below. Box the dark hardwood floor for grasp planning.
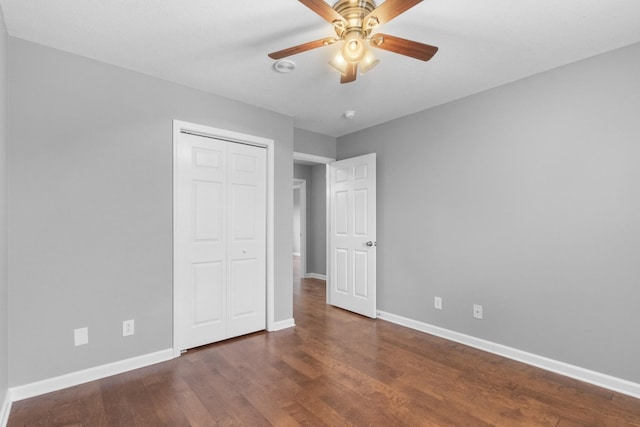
[8,258,640,426]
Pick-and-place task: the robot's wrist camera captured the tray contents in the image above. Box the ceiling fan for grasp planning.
[268,0,438,84]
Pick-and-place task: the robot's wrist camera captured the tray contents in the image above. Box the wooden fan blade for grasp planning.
[340,63,358,84]
[299,0,346,24]
[369,33,438,61]
[268,37,338,60]
[364,0,423,27]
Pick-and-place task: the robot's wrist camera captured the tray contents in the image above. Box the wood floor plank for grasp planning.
[8,259,640,426]
[171,386,216,427]
[176,359,244,425]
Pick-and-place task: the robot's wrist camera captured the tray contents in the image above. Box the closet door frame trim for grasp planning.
[172,120,275,358]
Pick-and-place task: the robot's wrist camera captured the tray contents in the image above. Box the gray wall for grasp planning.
[293,164,313,187]
[8,38,294,386]
[294,128,336,159]
[0,5,9,406]
[309,164,327,275]
[293,187,301,254]
[293,164,312,262]
[293,164,326,276]
[338,42,640,383]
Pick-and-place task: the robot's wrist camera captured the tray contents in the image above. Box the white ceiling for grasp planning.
[2,0,640,137]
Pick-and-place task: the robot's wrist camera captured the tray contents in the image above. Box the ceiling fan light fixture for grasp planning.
[359,50,379,74]
[329,51,349,75]
[341,31,366,63]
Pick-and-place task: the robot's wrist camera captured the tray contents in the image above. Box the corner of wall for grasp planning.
[0,1,10,416]
[293,128,337,160]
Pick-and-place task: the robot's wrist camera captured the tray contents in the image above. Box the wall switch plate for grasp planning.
[434,296,443,310]
[473,304,483,319]
[123,319,135,337]
[74,327,88,346]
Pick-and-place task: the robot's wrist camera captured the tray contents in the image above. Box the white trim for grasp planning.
[305,273,326,281]
[9,349,174,402]
[377,310,640,400]
[325,164,331,305]
[293,152,335,165]
[269,318,296,332]
[293,179,307,278]
[292,252,301,257]
[0,390,12,427]
[172,120,276,353]
[266,133,275,333]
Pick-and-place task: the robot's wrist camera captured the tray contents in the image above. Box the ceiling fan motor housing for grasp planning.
[332,0,377,38]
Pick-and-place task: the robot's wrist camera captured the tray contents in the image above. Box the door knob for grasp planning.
[366,241,376,247]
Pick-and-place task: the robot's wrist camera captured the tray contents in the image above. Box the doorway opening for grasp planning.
[293,152,335,285]
[293,151,377,319]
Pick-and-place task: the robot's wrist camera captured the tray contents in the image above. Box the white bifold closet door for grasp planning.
[175,132,266,351]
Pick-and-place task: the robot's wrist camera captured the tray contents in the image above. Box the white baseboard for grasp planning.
[0,389,11,427]
[305,273,326,281]
[10,348,175,402]
[269,318,295,332]
[377,310,640,400]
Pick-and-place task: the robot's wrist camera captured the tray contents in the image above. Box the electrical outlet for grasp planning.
[473,304,483,319]
[74,327,88,346]
[434,296,443,310]
[123,319,135,337]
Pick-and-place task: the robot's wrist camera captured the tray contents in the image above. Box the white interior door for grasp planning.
[226,142,267,338]
[175,132,266,351]
[328,153,376,318]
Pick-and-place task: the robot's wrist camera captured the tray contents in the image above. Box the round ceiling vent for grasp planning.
[273,60,296,73]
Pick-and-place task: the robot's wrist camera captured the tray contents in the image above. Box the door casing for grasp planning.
[293,179,307,278]
[172,120,275,357]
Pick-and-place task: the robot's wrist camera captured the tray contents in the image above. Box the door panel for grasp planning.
[193,147,223,169]
[231,184,256,240]
[335,191,349,235]
[193,262,224,325]
[227,142,266,338]
[336,249,349,293]
[193,181,223,241]
[354,251,369,298]
[178,135,228,348]
[230,259,256,316]
[354,189,368,236]
[328,153,377,318]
